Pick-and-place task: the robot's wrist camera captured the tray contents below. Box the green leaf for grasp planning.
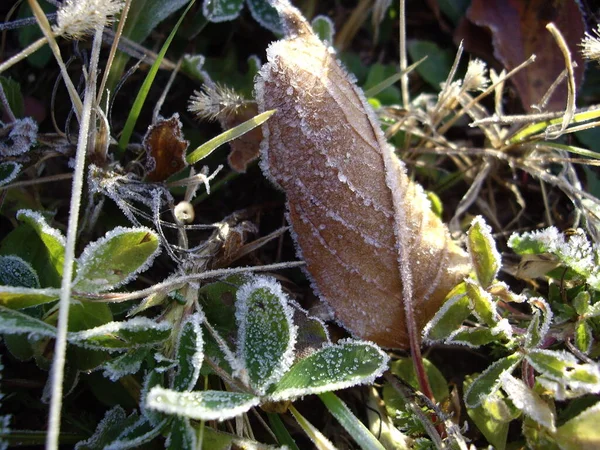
[269,339,389,401]
[167,417,196,450]
[246,0,282,33]
[0,255,40,288]
[573,291,591,316]
[73,227,160,293]
[0,305,57,338]
[449,327,503,347]
[74,406,140,450]
[464,353,522,408]
[525,298,552,349]
[467,216,501,288]
[318,391,385,450]
[0,77,24,118]
[406,40,454,88]
[575,320,592,354]
[387,357,449,404]
[187,109,276,164]
[0,209,66,287]
[465,279,498,326]
[500,373,555,432]
[554,402,600,450]
[422,287,471,342]
[146,387,260,421]
[363,63,402,105]
[464,376,515,450]
[101,348,150,381]
[67,317,171,351]
[17,2,52,68]
[141,369,165,426]
[173,312,204,391]
[526,349,600,393]
[236,277,296,394]
[202,0,244,22]
[0,161,21,187]
[311,15,334,43]
[104,416,167,450]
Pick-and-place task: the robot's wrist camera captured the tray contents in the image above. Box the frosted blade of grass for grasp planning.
[289,404,336,450]
[318,392,385,450]
[118,0,195,152]
[363,57,426,99]
[187,109,276,164]
[535,141,600,160]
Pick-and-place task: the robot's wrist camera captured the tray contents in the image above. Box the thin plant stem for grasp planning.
[0,173,73,192]
[45,24,103,450]
[399,0,409,109]
[0,36,47,75]
[27,0,83,120]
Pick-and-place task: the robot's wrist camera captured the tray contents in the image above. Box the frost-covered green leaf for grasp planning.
[73,227,160,293]
[525,298,552,349]
[311,15,334,43]
[102,348,150,382]
[467,216,501,288]
[464,353,522,408]
[0,76,24,118]
[0,209,66,287]
[575,320,592,354]
[448,327,502,347]
[554,401,600,450]
[74,406,140,450]
[500,373,555,431]
[268,339,389,402]
[573,291,591,316]
[246,0,282,33]
[202,0,244,22]
[422,288,471,342]
[0,161,21,187]
[104,416,167,450]
[68,317,171,351]
[140,369,165,426]
[0,255,40,288]
[0,305,57,338]
[0,117,37,156]
[167,417,196,450]
[0,286,59,309]
[465,279,497,326]
[147,387,260,421]
[173,312,204,391]
[526,349,600,393]
[235,277,296,394]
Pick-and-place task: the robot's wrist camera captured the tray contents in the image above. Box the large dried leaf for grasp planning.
[466,0,585,111]
[255,0,470,348]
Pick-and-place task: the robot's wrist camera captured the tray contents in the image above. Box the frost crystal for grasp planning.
[54,0,124,39]
[0,118,37,157]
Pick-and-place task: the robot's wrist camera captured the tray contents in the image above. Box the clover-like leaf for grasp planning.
[68,317,171,351]
[202,0,244,22]
[467,216,501,288]
[146,387,260,421]
[235,277,297,394]
[0,255,40,288]
[104,416,167,450]
[73,227,160,293]
[0,161,21,187]
[422,286,471,343]
[167,417,196,450]
[246,0,282,33]
[268,339,389,402]
[102,348,150,382]
[554,401,600,450]
[311,15,334,43]
[464,353,522,408]
[173,312,204,391]
[74,406,140,450]
[500,373,555,432]
[526,349,600,393]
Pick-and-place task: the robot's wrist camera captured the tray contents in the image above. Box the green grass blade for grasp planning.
[187,109,276,165]
[363,57,426,99]
[535,141,600,160]
[318,392,385,450]
[117,0,196,152]
[267,413,300,450]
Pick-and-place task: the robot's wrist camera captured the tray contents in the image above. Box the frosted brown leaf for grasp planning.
[255,1,471,348]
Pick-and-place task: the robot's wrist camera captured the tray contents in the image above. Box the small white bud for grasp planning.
[174,201,195,224]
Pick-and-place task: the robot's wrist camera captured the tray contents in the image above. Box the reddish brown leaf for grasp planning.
[144,114,189,182]
[466,0,585,111]
[256,2,470,348]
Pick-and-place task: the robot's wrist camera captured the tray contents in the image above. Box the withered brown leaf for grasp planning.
[144,114,189,182]
[255,1,470,348]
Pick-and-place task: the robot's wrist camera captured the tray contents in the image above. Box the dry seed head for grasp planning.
[463,59,489,92]
[581,25,600,62]
[188,84,246,121]
[54,0,124,39]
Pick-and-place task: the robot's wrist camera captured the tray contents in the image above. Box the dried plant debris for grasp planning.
[255,0,470,348]
[143,114,189,182]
